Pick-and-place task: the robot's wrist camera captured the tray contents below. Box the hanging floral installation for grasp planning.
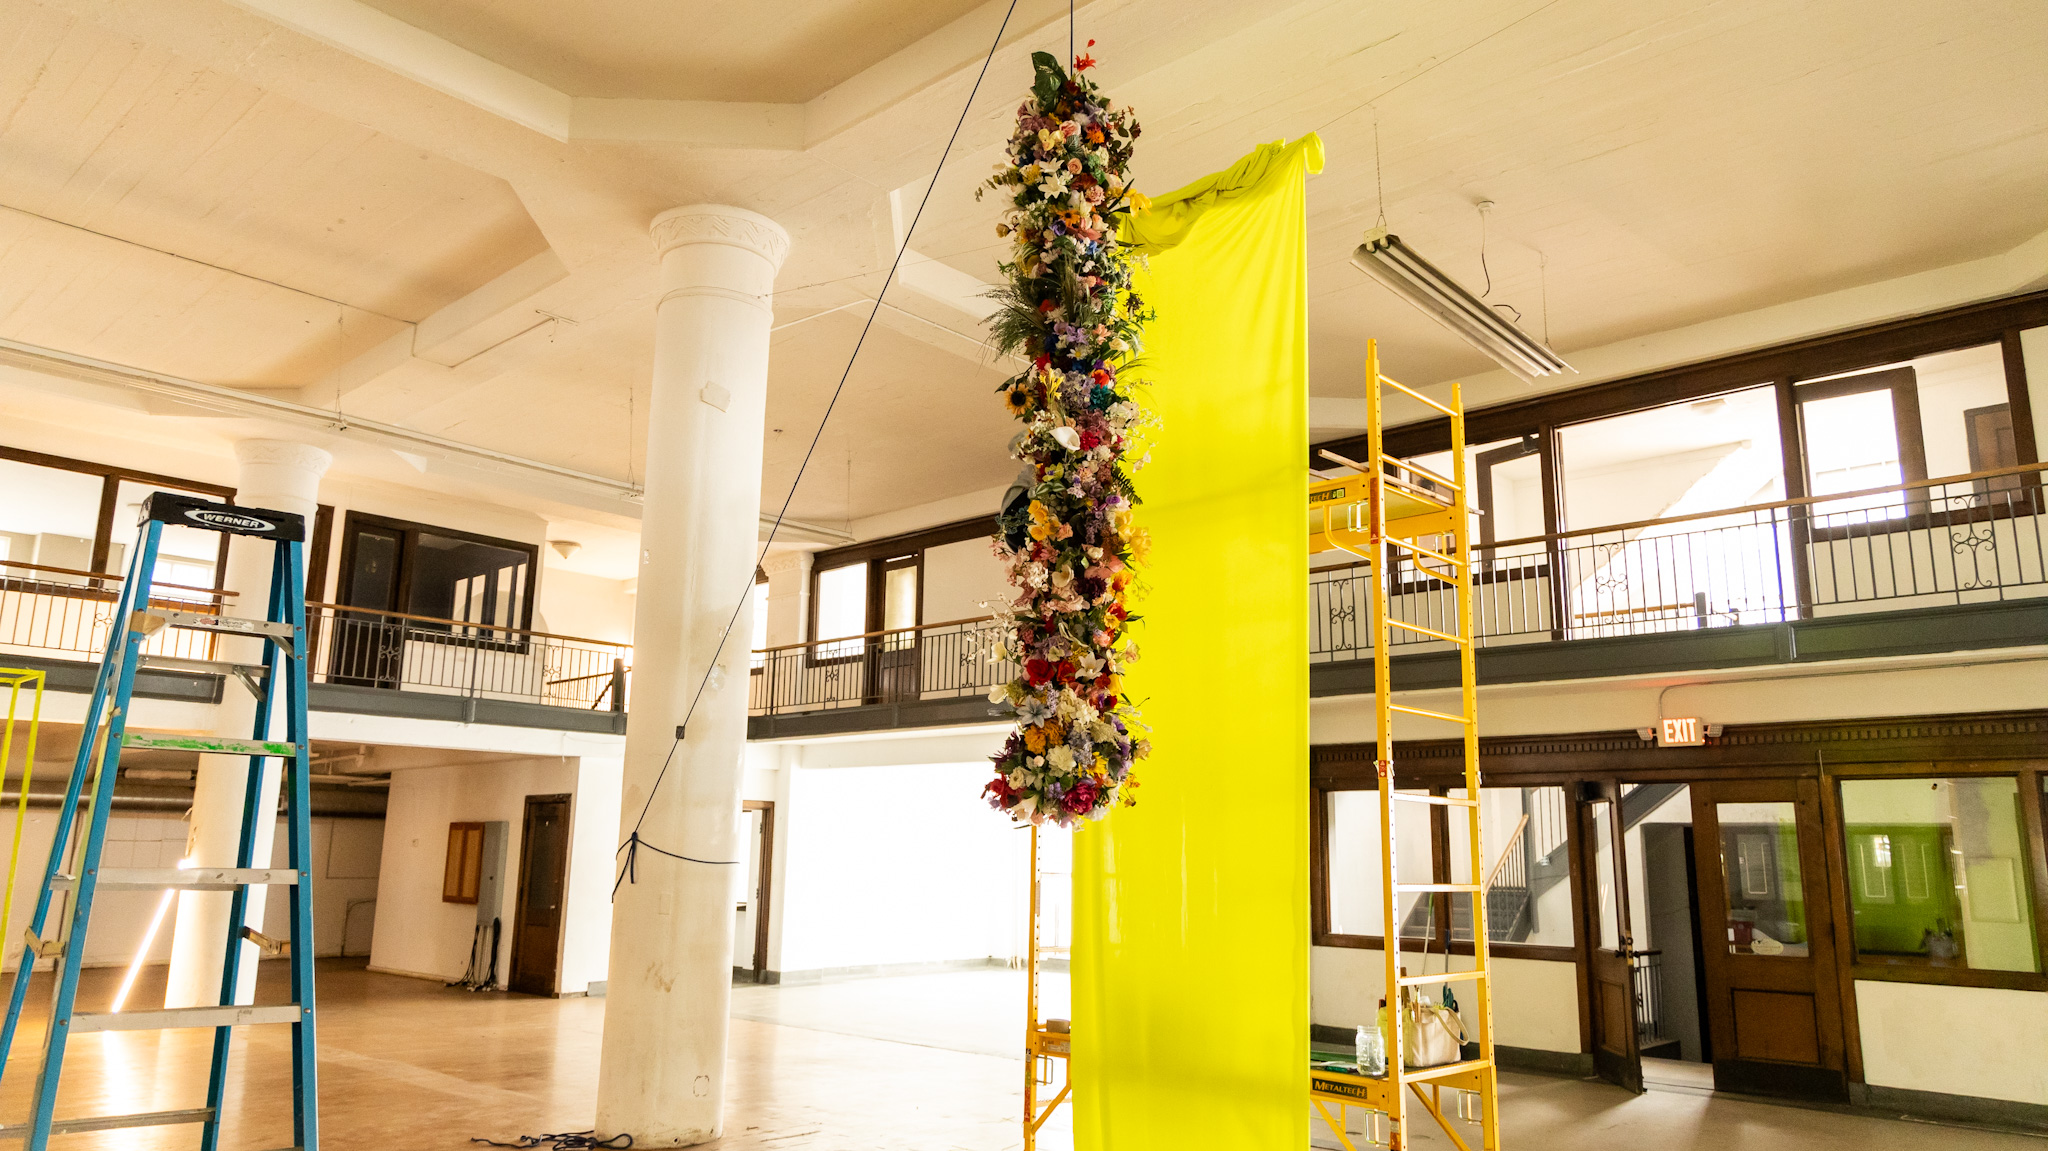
[980,45,1152,827]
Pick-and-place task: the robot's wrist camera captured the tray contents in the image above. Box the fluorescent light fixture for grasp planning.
[1350,228,1573,385]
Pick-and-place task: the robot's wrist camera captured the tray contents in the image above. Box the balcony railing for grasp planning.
[306,604,630,711]
[0,559,629,714]
[1311,462,2047,660]
[748,616,1013,717]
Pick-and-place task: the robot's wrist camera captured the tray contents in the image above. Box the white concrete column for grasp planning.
[596,204,788,1146]
[165,440,330,1009]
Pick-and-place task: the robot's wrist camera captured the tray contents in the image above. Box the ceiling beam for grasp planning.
[222,0,1092,150]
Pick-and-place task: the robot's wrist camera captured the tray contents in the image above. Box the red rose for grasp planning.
[1054,660,1075,683]
[1063,781,1098,813]
[1025,658,1053,685]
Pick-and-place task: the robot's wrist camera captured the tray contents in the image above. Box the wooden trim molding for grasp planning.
[1314,710,2048,788]
[810,515,994,571]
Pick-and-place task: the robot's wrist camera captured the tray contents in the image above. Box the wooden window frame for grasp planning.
[0,443,236,595]
[1823,765,2048,994]
[334,510,541,644]
[803,517,981,666]
[1317,291,2048,601]
[1311,778,1581,964]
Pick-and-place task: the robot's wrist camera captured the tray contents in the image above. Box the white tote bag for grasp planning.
[1402,986,1465,1068]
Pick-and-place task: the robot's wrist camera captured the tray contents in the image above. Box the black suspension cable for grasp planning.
[615,0,1023,893]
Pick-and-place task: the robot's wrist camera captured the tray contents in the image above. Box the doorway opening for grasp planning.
[734,800,774,982]
[509,793,572,997]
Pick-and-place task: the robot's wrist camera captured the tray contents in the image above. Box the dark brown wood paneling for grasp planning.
[1319,288,2048,465]
[1732,989,1820,1063]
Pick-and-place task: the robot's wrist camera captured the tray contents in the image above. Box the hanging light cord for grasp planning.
[613,0,1023,895]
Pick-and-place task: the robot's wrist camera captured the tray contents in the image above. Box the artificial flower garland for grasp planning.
[980,46,1152,827]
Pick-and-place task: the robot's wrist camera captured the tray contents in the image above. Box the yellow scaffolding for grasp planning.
[0,669,46,956]
[1307,339,1500,1151]
[1022,823,1070,1150]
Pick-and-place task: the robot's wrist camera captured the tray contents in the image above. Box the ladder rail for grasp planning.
[0,496,319,1151]
[1355,342,1498,1151]
[24,518,168,1146]
[0,546,150,1078]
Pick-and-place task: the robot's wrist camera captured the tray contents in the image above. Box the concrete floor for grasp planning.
[0,959,2035,1150]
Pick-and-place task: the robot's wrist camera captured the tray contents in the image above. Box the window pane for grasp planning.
[114,480,224,602]
[1559,385,1785,532]
[1592,801,1620,953]
[814,562,867,654]
[411,532,530,630]
[1326,789,1432,939]
[881,563,917,651]
[0,460,104,584]
[1447,785,1573,946]
[1715,801,1809,957]
[1841,777,2038,974]
[1912,344,2012,481]
[1803,388,1905,520]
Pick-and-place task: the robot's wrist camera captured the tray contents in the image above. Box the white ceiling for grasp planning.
[0,0,2042,575]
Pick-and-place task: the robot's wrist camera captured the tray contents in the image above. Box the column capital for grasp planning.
[650,204,790,271]
[232,439,333,476]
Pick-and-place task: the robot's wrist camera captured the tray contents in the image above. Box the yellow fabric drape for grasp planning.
[1072,135,1321,1150]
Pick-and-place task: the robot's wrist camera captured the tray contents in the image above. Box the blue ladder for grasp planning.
[0,492,318,1150]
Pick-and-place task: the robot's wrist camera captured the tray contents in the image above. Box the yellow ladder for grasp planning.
[1022,824,1071,1150]
[1310,338,1500,1151]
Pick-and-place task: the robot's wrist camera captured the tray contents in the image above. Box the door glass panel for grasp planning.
[882,563,917,650]
[1715,802,1809,957]
[1592,800,1620,952]
[1841,777,2038,973]
[346,529,401,610]
[1326,789,1432,939]
[413,532,530,633]
[1802,390,1905,521]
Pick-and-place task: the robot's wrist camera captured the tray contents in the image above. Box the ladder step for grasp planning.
[1388,703,1472,724]
[53,868,299,892]
[68,1004,304,1033]
[1387,619,1467,644]
[139,655,269,679]
[1404,1057,1493,1083]
[1394,883,1483,893]
[122,733,296,757]
[156,609,294,642]
[1389,794,1479,807]
[0,1106,214,1138]
[1398,969,1487,988]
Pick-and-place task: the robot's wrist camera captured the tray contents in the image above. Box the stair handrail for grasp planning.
[1483,812,1530,891]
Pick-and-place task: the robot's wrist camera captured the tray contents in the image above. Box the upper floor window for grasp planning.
[0,445,234,598]
[335,512,536,633]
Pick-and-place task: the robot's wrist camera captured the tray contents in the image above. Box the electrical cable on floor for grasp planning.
[471,1131,632,1149]
[612,0,1023,897]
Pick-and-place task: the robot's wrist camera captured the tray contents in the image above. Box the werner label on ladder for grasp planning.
[0,492,321,1151]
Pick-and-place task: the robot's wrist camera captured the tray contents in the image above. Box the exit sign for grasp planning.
[1658,717,1705,747]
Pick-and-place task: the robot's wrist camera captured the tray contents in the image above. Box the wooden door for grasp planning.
[1691,779,1848,1100]
[1577,782,1643,1093]
[331,522,405,688]
[509,794,572,997]
[865,555,921,703]
[733,801,773,979]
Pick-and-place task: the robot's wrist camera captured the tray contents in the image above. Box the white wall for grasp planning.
[561,755,621,993]
[774,759,1026,975]
[370,755,585,990]
[535,567,635,643]
[0,812,381,972]
[1857,980,2048,1105]
[1311,945,1579,1054]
